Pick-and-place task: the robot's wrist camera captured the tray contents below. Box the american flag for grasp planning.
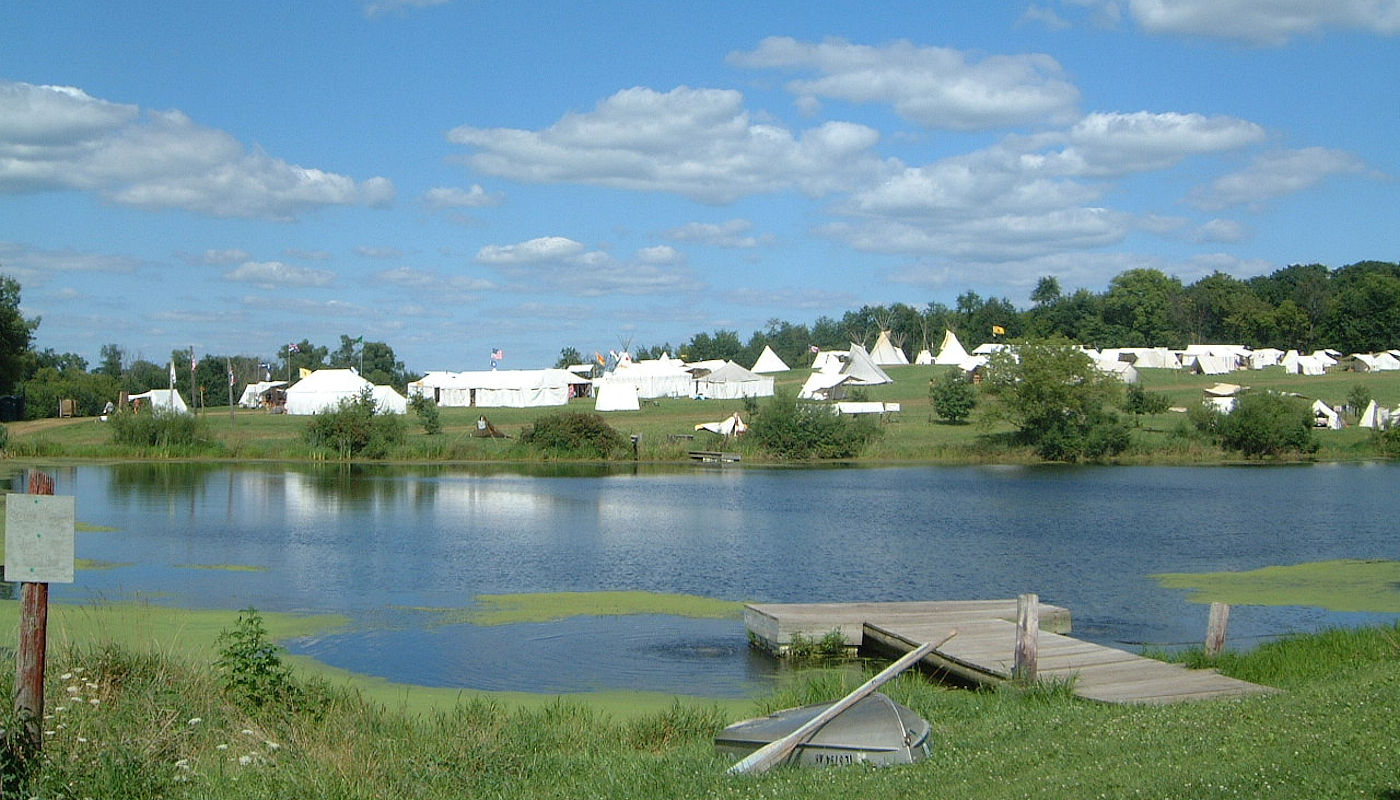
[288,342,300,354]
[491,348,504,360]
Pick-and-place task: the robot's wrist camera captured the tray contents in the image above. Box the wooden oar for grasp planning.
[726,629,958,776]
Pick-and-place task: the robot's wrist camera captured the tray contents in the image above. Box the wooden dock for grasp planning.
[745,600,1276,705]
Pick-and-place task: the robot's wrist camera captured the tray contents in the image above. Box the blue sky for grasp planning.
[2,1,1396,372]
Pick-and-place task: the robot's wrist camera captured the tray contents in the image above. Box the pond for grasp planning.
[19,461,1400,698]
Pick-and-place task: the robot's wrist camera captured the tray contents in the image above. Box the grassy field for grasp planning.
[8,364,1400,464]
[3,619,1396,799]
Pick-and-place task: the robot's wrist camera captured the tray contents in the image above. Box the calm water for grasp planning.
[18,461,1400,698]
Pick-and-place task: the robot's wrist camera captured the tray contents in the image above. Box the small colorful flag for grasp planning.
[809,345,820,354]
[992,325,1006,335]
[169,360,177,387]
[491,348,504,361]
[288,342,300,354]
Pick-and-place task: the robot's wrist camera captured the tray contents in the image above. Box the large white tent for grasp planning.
[409,369,587,408]
[840,343,893,386]
[750,345,790,373]
[599,357,692,399]
[284,369,406,415]
[694,361,774,399]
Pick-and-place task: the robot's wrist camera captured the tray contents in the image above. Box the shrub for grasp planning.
[215,608,300,713]
[520,412,627,458]
[1214,391,1318,458]
[408,393,442,435]
[1346,383,1373,421]
[749,390,882,460]
[107,409,206,450]
[981,340,1129,462]
[303,388,406,459]
[1122,383,1170,424]
[929,370,977,423]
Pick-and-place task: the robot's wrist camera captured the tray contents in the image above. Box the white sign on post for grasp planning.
[5,494,75,584]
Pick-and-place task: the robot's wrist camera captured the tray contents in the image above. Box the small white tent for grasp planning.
[1311,399,1343,430]
[750,345,790,374]
[129,389,190,414]
[237,381,286,409]
[593,381,640,412]
[1359,400,1393,430]
[933,330,969,366]
[602,357,692,399]
[840,343,893,386]
[913,349,934,365]
[869,330,909,366]
[694,361,774,400]
[798,371,851,400]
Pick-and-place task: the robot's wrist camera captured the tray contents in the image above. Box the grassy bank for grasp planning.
[8,364,1400,464]
[4,621,1397,799]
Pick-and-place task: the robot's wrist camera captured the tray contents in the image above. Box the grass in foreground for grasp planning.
[2,621,1397,799]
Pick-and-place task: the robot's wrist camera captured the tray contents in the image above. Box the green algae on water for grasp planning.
[1153,558,1400,613]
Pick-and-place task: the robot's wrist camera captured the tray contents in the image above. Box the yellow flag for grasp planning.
[299,367,313,378]
[992,325,1006,335]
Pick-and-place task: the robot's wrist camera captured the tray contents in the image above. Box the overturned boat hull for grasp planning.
[715,692,931,768]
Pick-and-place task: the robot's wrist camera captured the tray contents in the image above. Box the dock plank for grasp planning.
[746,601,1277,705]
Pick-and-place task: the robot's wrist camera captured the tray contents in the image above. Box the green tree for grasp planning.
[97,343,125,378]
[929,370,977,424]
[1212,391,1317,458]
[22,367,122,419]
[982,339,1130,462]
[1030,275,1062,305]
[1100,268,1185,347]
[1322,268,1400,353]
[121,359,170,394]
[32,348,88,373]
[555,347,584,369]
[0,274,39,394]
[1345,384,1373,422]
[683,329,743,362]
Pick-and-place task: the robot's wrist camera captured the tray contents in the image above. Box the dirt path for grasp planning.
[6,416,92,435]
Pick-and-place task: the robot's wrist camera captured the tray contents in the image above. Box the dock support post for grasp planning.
[1014,593,1038,683]
[1205,602,1230,657]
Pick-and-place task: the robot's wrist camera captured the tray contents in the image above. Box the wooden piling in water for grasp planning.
[1014,593,1039,683]
[1205,602,1230,657]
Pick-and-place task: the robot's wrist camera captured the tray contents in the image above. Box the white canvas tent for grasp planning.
[1190,354,1236,375]
[933,330,968,365]
[1093,359,1139,384]
[840,344,893,386]
[1311,399,1343,430]
[694,361,774,400]
[410,369,584,408]
[284,369,404,415]
[128,388,190,414]
[869,330,909,366]
[751,345,790,374]
[593,381,640,412]
[798,371,851,400]
[237,380,286,409]
[913,349,933,365]
[602,357,692,399]
[1120,348,1181,370]
[695,412,747,437]
[1359,399,1393,430]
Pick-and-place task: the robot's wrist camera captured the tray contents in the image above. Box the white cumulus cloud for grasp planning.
[0,80,395,220]
[728,37,1081,130]
[475,236,587,265]
[421,184,503,209]
[448,86,886,204]
[1047,0,1400,44]
[1192,147,1371,209]
[223,261,336,289]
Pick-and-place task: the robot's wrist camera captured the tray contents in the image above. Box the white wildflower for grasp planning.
[187,717,202,726]
[264,740,280,751]
[59,672,73,680]
[88,699,100,706]
[238,754,253,766]
[216,743,229,751]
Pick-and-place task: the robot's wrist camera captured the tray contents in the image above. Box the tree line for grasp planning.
[603,260,1400,373]
[4,258,1399,420]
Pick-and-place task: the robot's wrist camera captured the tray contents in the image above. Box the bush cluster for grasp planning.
[520,411,627,458]
[302,389,405,459]
[929,370,977,423]
[1198,391,1318,458]
[107,409,206,450]
[749,391,882,460]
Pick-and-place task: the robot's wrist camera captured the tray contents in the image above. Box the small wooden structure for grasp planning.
[745,600,1276,705]
[689,450,740,463]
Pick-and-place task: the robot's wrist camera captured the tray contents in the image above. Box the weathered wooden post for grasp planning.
[1205,602,1230,657]
[6,471,75,754]
[1014,592,1039,683]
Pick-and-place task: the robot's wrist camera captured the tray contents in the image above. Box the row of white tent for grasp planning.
[912,330,1399,379]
